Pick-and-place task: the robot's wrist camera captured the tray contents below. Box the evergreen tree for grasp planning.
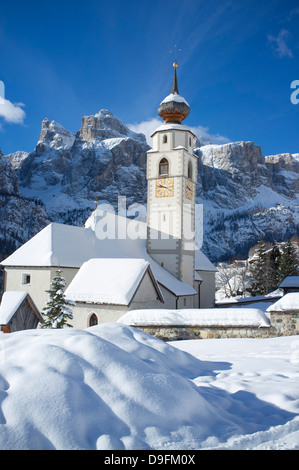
[250,238,270,296]
[278,240,298,284]
[42,269,75,328]
[268,244,281,291]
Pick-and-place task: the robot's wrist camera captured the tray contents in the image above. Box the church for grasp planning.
[1,61,217,329]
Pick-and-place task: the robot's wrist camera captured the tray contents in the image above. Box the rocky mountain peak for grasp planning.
[79,109,147,143]
[37,118,75,151]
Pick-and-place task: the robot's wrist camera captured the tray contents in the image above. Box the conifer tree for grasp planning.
[278,239,298,284]
[250,238,270,296]
[42,269,75,328]
[268,244,281,291]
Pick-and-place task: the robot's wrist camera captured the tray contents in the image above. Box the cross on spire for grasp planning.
[170,45,181,94]
[170,44,181,64]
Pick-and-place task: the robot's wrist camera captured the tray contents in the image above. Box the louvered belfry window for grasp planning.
[159,158,169,176]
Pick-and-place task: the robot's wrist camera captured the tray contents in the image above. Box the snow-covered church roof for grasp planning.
[1,212,207,296]
[65,258,163,305]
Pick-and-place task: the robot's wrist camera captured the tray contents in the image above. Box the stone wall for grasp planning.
[270,311,299,337]
[132,314,299,341]
[133,325,272,341]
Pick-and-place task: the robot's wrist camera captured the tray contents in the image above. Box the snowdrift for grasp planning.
[118,308,270,327]
[0,324,297,450]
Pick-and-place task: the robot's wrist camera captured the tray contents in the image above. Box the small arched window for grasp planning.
[163,134,167,144]
[159,158,169,176]
[89,313,98,327]
[188,161,193,179]
[189,136,192,146]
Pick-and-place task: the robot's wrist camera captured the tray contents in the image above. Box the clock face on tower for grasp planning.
[185,180,193,200]
[155,178,174,198]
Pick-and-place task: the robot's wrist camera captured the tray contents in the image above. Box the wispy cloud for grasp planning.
[287,8,299,22]
[127,118,161,144]
[128,118,230,146]
[0,98,26,125]
[267,29,294,58]
[190,125,230,146]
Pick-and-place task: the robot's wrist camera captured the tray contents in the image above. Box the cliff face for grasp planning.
[0,149,50,259]
[14,110,149,224]
[196,142,299,261]
[3,111,299,262]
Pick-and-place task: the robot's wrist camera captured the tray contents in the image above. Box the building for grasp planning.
[146,60,198,289]
[279,276,299,295]
[0,62,217,328]
[64,258,164,328]
[0,291,43,333]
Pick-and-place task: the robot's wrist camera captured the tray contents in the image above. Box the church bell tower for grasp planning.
[146,60,197,288]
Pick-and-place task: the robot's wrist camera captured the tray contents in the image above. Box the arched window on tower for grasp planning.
[89,313,98,327]
[163,134,168,144]
[159,158,169,176]
[188,161,193,180]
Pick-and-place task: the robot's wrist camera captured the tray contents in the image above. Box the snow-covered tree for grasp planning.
[42,269,75,328]
[216,261,250,298]
[278,239,298,284]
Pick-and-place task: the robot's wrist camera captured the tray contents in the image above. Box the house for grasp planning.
[0,291,43,333]
[279,276,299,295]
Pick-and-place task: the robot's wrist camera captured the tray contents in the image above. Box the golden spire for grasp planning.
[170,45,181,93]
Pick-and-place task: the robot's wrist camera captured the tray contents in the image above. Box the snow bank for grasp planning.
[267,293,299,312]
[118,308,270,328]
[0,324,297,450]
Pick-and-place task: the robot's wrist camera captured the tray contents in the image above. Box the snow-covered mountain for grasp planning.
[0,149,50,262]
[15,110,149,225]
[196,142,299,261]
[2,110,299,263]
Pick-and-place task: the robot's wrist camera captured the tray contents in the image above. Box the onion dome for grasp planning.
[158,61,190,124]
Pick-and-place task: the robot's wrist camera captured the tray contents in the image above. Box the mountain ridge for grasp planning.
[1,109,298,263]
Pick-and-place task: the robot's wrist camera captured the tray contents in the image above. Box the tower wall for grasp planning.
[146,128,197,288]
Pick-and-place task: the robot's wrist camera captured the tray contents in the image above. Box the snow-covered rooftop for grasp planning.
[267,293,299,312]
[65,258,162,305]
[159,92,189,107]
[151,123,196,137]
[1,217,200,297]
[279,276,299,288]
[118,308,270,328]
[0,291,27,325]
[195,249,218,272]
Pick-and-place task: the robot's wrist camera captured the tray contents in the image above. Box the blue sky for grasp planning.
[0,0,298,155]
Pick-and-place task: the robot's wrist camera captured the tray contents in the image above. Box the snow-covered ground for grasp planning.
[0,323,298,450]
